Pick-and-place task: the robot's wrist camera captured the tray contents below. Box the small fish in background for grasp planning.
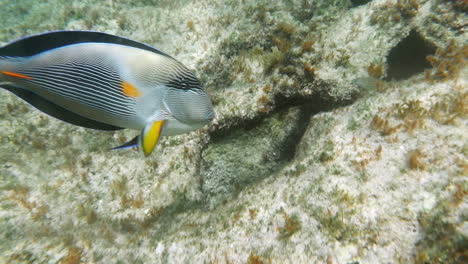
[0,31,215,156]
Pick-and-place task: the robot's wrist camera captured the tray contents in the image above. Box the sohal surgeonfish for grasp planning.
[0,31,215,156]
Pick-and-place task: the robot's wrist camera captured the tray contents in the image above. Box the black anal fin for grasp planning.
[112,135,139,150]
[1,85,123,131]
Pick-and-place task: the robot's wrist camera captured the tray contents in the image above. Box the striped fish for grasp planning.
[0,31,215,156]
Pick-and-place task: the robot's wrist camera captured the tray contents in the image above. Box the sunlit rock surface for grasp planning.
[0,0,466,263]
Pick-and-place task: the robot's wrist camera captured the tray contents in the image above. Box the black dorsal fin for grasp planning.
[0,30,171,58]
[1,85,123,131]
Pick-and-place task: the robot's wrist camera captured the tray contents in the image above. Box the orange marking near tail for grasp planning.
[1,71,32,80]
[121,81,142,97]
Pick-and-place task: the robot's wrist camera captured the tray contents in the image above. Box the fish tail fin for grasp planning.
[0,58,7,83]
[0,56,7,76]
[0,57,31,83]
[0,56,21,81]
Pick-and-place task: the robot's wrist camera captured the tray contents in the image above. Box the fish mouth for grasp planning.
[190,110,216,125]
[168,109,215,126]
[206,109,216,121]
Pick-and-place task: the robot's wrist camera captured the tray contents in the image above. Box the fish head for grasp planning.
[163,74,215,127]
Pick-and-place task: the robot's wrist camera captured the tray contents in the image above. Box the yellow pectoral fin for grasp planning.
[140,120,165,157]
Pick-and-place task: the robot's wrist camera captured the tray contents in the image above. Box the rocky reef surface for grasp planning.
[0,0,466,263]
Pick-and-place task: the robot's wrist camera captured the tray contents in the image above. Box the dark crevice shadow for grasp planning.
[386,29,436,81]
